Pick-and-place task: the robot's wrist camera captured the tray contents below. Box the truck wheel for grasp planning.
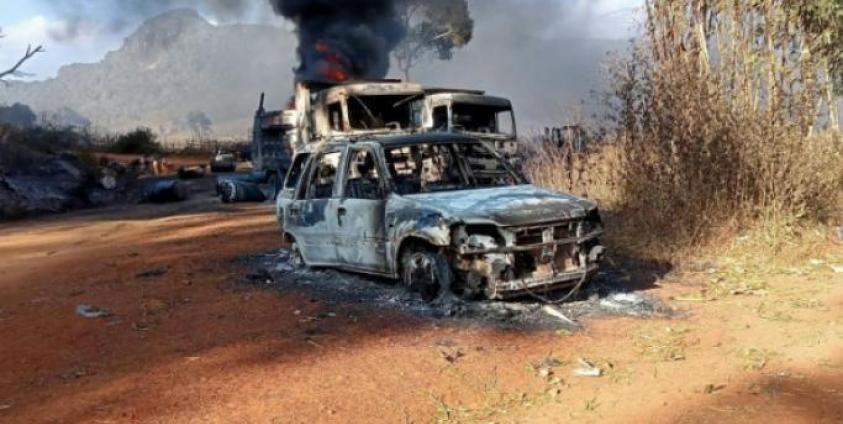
[400,247,452,302]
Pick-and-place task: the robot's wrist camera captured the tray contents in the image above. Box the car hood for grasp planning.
[400,185,596,227]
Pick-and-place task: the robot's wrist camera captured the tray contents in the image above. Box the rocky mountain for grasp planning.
[0,10,297,139]
[0,8,628,140]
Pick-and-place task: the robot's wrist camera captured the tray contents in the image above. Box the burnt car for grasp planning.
[276,133,604,301]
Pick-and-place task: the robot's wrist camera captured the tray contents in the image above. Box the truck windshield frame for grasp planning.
[451,103,515,136]
[347,95,418,131]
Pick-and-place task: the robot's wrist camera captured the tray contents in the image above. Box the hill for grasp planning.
[0,10,296,139]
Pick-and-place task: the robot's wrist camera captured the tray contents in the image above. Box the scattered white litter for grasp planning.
[76,304,112,319]
[542,305,578,326]
[572,358,602,377]
[599,293,645,311]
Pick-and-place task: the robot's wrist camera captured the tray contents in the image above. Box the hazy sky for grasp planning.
[0,0,643,81]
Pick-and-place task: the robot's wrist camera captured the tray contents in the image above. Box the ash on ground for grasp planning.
[244,249,677,331]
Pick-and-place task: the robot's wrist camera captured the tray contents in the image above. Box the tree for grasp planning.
[0,28,44,86]
[393,0,474,81]
[186,111,213,140]
[0,103,36,128]
[112,128,161,155]
[785,0,843,129]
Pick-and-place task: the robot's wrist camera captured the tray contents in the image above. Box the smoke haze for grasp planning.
[1,1,641,134]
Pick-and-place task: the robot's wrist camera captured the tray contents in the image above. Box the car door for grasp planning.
[276,152,311,230]
[286,149,343,266]
[335,146,389,272]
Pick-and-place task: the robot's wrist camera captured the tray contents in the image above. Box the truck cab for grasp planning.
[252,93,295,181]
[414,89,518,158]
[292,80,425,152]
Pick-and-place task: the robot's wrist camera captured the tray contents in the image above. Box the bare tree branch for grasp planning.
[0,44,45,85]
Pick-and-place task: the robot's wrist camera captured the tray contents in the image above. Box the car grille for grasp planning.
[512,221,579,246]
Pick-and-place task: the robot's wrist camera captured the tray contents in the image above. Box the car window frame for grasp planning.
[340,146,386,200]
[300,147,345,200]
[284,152,311,191]
[381,140,527,195]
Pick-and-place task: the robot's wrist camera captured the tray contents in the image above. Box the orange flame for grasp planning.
[314,40,349,81]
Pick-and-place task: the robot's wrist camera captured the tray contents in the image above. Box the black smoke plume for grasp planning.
[268,0,404,81]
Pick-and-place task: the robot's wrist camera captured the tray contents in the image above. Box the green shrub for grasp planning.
[110,128,161,155]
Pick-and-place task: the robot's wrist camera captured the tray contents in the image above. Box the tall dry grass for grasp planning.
[526,0,843,263]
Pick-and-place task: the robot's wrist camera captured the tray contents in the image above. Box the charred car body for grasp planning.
[276,132,604,300]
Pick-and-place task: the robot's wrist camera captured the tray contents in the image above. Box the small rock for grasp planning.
[834,227,843,242]
[142,298,170,315]
[76,304,113,319]
[131,321,150,332]
[438,347,464,364]
[0,403,11,411]
[809,258,825,266]
[704,384,726,394]
[831,264,843,274]
[136,268,167,278]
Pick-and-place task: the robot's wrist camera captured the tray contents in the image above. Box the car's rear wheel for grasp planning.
[400,246,452,302]
[290,242,305,269]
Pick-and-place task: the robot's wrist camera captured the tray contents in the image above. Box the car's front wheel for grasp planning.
[400,246,453,302]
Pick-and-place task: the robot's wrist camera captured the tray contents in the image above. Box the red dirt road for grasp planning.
[1,198,842,423]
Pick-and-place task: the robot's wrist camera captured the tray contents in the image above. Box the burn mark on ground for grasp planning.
[242,249,678,331]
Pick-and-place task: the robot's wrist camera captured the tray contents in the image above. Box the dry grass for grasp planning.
[525,1,843,265]
[633,327,693,362]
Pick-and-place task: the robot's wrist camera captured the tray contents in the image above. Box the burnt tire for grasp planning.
[219,180,237,203]
[400,247,453,303]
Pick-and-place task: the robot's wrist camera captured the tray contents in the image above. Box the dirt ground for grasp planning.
[1,190,842,423]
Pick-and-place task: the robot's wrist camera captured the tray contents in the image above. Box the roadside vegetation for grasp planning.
[527,0,843,265]
[105,127,162,155]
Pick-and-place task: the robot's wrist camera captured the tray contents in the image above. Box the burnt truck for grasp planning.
[275,133,605,301]
[414,88,518,158]
[251,93,296,180]
[253,80,519,172]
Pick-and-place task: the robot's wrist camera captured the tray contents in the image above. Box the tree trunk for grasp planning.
[825,58,840,133]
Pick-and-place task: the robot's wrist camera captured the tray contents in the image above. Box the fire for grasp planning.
[314,41,350,82]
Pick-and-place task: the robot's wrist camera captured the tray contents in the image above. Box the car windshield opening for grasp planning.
[451,103,514,136]
[348,95,417,131]
[385,142,521,195]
